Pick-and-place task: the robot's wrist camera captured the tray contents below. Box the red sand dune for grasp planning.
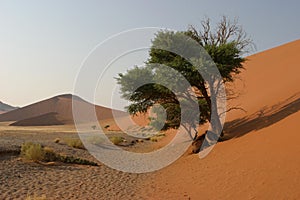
[226,39,300,121]
[0,94,126,126]
[145,40,300,199]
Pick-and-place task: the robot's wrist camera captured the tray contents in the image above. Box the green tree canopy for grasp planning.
[116,16,252,143]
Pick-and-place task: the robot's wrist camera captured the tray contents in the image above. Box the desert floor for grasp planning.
[0,123,157,200]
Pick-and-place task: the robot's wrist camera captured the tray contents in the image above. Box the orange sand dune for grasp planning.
[0,94,126,126]
[226,39,300,121]
[146,40,300,199]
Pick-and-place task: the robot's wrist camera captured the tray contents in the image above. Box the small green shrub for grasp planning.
[64,138,85,149]
[43,147,58,162]
[59,155,98,166]
[110,136,124,145]
[104,124,110,129]
[21,142,45,161]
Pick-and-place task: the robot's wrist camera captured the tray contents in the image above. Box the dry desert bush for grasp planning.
[64,138,85,149]
[20,142,98,166]
[21,142,45,161]
[109,136,124,145]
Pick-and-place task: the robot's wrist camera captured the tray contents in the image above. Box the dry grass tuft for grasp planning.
[110,136,124,145]
[64,138,85,149]
[21,142,45,161]
[20,142,97,166]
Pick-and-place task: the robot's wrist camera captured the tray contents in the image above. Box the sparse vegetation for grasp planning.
[20,142,98,166]
[64,138,85,149]
[43,147,58,162]
[149,133,166,142]
[110,136,124,145]
[58,155,98,166]
[104,124,110,129]
[21,142,45,161]
[150,137,158,142]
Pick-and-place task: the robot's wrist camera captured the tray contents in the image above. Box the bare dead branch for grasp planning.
[219,106,247,116]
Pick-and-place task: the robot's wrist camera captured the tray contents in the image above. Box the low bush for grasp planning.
[20,142,98,166]
[43,147,58,162]
[64,138,85,149]
[21,142,45,161]
[58,155,98,166]
[110,136,124,145]
[150,137,158,142]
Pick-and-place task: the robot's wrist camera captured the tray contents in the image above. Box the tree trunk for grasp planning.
[205,79,223,146]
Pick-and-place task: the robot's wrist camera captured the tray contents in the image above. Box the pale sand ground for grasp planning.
[1,156,146,199]
[0,124,154,199]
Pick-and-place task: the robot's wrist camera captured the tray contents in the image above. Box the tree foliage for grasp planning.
[116,16,253,140]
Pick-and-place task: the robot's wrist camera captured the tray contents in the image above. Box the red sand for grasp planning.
[143,40,300,199]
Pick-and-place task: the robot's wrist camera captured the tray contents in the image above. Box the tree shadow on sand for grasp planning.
[222,92,300,140]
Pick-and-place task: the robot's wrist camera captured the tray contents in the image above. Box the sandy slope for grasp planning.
[226,39,300,121]
[143,40,300,199]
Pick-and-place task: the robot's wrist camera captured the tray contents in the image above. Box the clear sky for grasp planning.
[1,0,300,108]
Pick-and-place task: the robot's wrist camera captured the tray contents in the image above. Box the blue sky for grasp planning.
[1,0,300,108]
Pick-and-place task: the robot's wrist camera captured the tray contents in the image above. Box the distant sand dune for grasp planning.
[9,112,64,126]
[0,94,126,126]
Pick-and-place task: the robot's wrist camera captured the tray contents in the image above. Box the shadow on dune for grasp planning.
[223,93,300,140]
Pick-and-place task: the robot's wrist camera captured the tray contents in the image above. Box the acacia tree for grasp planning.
[117,16,253,146]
